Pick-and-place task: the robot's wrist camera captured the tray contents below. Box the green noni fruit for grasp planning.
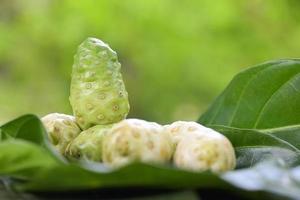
[41,113,81,154]
[70,37,130,130]
[65,124,112,161]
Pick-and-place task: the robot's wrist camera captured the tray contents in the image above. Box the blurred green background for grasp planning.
[0,0,299,124]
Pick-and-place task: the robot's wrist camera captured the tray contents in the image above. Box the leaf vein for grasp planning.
[253,73,300,128]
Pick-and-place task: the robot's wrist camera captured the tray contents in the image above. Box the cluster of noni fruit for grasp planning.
[42,37,236,173]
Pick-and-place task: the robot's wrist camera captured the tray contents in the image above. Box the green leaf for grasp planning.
[199,59,300,129]
[0,115,45,145]
[0,114,67,163]
[0,181,200,200]
[13,154,300,200]
[0,140,58,180]
[211,125,300,168]
[261,125,300,149]
[16,163,225,191]
[1,116,300,199]
[223,160,300,200]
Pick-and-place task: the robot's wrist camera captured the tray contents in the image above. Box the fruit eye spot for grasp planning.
[89,72,96,77]
[86,83,92,89]
[86,103,93,110]
[98,93,106,100]
[160,148,168,157]
[147,141,154,150]
[97,114,105,120]
[188,126,197,131]
[63,120,71,126]
[107,70,113,75]
[78,117,84,124]
[104,81,110,87]
[54,126,60,132]
[114,62,121,68]
[117,140,129,156]
[76,152,81,158]
[113,105,119,111]
[132,132,140,139]
[171,127,180,133]
[98,51,107,57]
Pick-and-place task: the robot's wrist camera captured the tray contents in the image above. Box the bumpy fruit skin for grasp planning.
[70,37,130,130]
[41,113,81,154]
[164,121,208,147]
[164,121,236,173]
[65,124,112,162]
[102,119,173,168]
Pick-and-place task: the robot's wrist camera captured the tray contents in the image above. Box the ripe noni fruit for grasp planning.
[65,124,112,162]
[70,37,130,130]
[164,121,208,147]
[165,121,236,173]
[41,113,81,154]
[102,119,173,168]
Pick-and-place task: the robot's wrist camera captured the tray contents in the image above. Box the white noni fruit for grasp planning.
[102,119,173,168]
[164,121,208,147]
[41,113,81,154]
[164,121,236,173]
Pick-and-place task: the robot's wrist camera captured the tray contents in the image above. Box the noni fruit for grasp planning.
[165,121,236,173]
[41,113,81,154]
[65,124,112,162]
[102,119,173,168]
[70,37,130,130]
[164,121,208,146]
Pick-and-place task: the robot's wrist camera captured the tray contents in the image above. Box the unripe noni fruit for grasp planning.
[65,124,112,162]
[41,113,81,154]
[102,119,173,168]
[70,37,130,130]
[165,121,236,173]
